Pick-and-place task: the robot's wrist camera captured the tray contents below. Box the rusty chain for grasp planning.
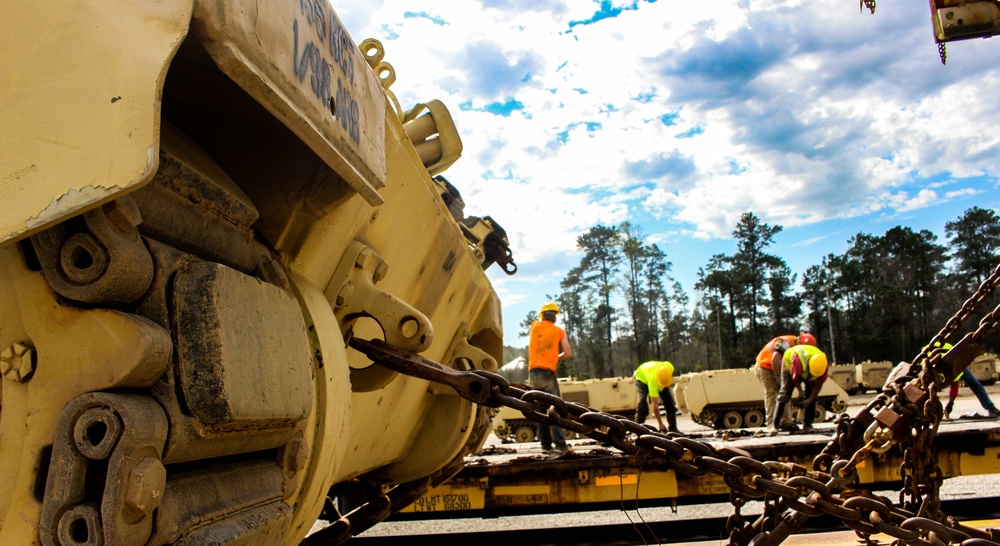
[344,340,1000,546]
[898,264,1000,521]
[307,263,1000,545]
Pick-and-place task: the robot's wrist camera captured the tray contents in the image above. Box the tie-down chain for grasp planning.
[346,339,998,545]
[314,263,1000,545]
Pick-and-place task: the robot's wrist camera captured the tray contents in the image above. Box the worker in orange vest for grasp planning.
[754,332,815,429]
[528,301,573,454]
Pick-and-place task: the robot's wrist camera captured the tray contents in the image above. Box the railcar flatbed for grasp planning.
[395,418,1000,518]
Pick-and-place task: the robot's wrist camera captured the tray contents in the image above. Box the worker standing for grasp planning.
[754,333,816,430]
[528,301,573,454]
[633,361,679,433]
[771,344,828,435]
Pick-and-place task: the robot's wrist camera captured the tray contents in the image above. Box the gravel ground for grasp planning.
[348,384,1000,538]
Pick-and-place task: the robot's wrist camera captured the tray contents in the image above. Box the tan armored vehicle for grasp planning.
[827,361,894,395]
[827,355,995,396]
[828,364,859,394]
[854,360,894,394]
[969,353,999,385]
[492,377,638,442]
[674,369,850,429]
[1,2,511,544]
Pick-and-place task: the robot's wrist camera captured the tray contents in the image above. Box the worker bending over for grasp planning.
[771,344,828,435]
[754,332,816,430]
[633,361,679,433]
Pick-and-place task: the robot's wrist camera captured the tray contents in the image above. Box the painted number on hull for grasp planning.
[292,0,361,144]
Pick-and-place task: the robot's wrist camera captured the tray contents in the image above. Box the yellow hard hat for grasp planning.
[808,353,828,378]
[656,362,674,388]
[538,301,560,316]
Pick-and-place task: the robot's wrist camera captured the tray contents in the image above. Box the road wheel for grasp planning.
[743,409,764,428]
[697,411,717,428]
[814,406,828,423]
[831,398,848,413]
[514,425,536,443]
[722,410,743,429]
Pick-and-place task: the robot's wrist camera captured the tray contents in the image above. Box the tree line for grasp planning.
[505,206,1000,379]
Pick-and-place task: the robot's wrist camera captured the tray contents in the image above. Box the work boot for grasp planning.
[667,412,679,434]
[989,408,1000,418]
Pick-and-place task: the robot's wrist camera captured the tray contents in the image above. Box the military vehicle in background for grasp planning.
[492,377,638,442]
[828,364,859,394]
[827,356,997,396]
[826,360,893,395]
[854,360,894,394]
[0,2,513,544]
[674,369,850,429]
[970,353,999,385]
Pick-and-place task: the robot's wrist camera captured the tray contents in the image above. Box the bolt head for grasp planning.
[373,263,388,283]
[355,248,372,269]
[335,283,354,307]
[0,343,34,382]
[124,458,166,521]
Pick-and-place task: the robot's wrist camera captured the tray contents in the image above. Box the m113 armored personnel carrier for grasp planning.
[674,369,849,429]
[492,376,638,442]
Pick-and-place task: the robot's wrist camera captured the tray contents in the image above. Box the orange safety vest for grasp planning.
[756,335,796,370]
[528,320,565,373]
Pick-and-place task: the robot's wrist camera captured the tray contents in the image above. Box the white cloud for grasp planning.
[339,0,1000,342]
[944,188,981,200]
[888,189,938,212]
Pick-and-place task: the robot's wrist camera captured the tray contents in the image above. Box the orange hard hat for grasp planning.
[797,332,817,346]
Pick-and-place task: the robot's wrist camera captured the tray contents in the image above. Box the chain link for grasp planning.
[332,351,999,546]
[310,263,1000,545]
[891,265,1000,527]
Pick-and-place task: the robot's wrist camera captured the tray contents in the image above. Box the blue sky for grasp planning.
[337,0,1000,347]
